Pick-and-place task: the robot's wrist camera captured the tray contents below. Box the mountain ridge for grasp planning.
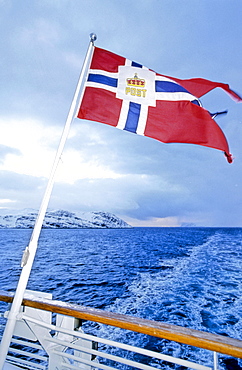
[0,209,132,229]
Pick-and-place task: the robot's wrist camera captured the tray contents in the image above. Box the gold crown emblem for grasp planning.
[126,73,145,87]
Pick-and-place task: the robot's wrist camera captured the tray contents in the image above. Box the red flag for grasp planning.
[78,47,241,163]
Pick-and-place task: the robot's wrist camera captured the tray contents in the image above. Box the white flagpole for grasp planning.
[0,33,97,369]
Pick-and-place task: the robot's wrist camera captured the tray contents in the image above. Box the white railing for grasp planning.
[1,290,242,370]
[10,314,212,370]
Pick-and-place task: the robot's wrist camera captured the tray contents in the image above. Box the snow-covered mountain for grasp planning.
[0,209,132,229]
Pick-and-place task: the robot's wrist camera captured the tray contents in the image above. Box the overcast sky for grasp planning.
[0,0,241,227]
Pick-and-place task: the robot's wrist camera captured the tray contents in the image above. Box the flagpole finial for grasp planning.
[90,33,97,44]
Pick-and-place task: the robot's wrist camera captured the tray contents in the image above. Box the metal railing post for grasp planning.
[213,351,219,370]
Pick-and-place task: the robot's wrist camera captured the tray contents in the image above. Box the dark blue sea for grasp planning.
[0,227,242,369]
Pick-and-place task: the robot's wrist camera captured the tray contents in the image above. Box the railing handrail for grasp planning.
[1,290,242,359]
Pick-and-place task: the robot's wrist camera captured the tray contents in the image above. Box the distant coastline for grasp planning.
[0,209,132,229]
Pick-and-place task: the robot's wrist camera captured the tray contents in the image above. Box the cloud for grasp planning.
[0,117,60,178]
[0,145,21,164]
[19,18,61,46]
[0,170,47,210]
